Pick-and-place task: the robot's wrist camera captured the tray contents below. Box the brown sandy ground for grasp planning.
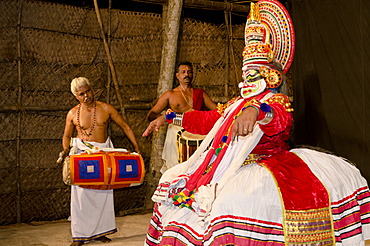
[0,213,152,246]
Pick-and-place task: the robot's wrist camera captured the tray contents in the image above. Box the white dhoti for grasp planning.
[70,138,117,243]
[161,124,183,173]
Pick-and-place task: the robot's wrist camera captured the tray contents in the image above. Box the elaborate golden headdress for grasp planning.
[242,0,295,89]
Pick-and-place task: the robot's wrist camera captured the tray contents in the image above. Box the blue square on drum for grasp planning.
[118,159,139,179]
[78,160,101,179]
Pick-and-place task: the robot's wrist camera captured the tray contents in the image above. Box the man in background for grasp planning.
[142,62,217,172]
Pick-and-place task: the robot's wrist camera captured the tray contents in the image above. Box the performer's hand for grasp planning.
[142,116,165,137]
[232,107,258,138]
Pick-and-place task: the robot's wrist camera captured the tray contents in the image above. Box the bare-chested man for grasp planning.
[60,77,140,246]
[142,62,217,172]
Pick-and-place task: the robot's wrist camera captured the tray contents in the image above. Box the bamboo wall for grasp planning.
[0,0,245,225]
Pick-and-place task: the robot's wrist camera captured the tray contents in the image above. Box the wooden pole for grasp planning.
[93,0,126,118]
[145,0,183,210]
[107,0,112,137]
[224,4,230,100]
[15,0,23,224]
[107,0,112,105]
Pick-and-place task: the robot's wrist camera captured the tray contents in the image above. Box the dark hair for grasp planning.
[177,62,193,72]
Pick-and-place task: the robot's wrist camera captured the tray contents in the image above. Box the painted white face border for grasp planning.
[239,69,267,98]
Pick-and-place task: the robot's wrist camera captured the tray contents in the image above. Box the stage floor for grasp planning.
[0,212,152,246]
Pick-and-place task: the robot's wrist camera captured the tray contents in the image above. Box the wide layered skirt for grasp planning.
[146,148,370,246]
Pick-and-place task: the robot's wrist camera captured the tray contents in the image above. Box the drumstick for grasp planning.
[56,152,65,164]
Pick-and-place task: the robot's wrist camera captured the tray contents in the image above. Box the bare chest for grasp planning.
[169,90,193,112]
[73,104,109,130]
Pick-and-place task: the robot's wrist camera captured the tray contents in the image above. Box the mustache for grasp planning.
[83,97,92,102]
[184,76,191,80]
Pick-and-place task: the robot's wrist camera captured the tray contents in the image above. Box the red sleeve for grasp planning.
[258,103,293,136]
[182,109,221,135]
[256,94,293,136]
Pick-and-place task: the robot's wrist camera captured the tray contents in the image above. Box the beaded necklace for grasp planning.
[77,101,97,141]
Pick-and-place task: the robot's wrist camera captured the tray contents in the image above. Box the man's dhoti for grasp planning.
[70,138,117,243]
[161,124,183,173]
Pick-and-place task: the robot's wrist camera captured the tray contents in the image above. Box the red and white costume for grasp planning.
[146,91,370,245]
[146,0,370,244]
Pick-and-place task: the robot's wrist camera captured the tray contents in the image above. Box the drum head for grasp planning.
[180,130,206,141]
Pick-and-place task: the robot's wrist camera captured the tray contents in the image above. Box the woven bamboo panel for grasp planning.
[233,23,245,39]
[0,28,17,61]
[0,114,18,140]
[18,114,64,139]
[110,10,163,37]
[20,189,71,222]
[19,62,106,91]
[0,141,17,169]
[20,167,64,191]
[117,84,159,103]
[0,1,18,27]
[0,167,17,194]
[22,1,101,37]
[0,194,18,225]
[0,63,18,89]
[20,140,63,168]
[109,110,153,157]
[0,90,18,108]
[110,36,163,62]
[192,64,226,86]
[115,62,161,85]
[21,29,103,64]
[182,18,225,37]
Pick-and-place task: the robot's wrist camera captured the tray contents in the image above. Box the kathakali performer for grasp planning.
[145,0,370,245]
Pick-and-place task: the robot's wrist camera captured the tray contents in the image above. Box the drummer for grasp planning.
[60,77,141,246]
[142,62,217,172]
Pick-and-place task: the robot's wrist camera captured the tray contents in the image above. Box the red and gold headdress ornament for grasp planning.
[240,0,295,97]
